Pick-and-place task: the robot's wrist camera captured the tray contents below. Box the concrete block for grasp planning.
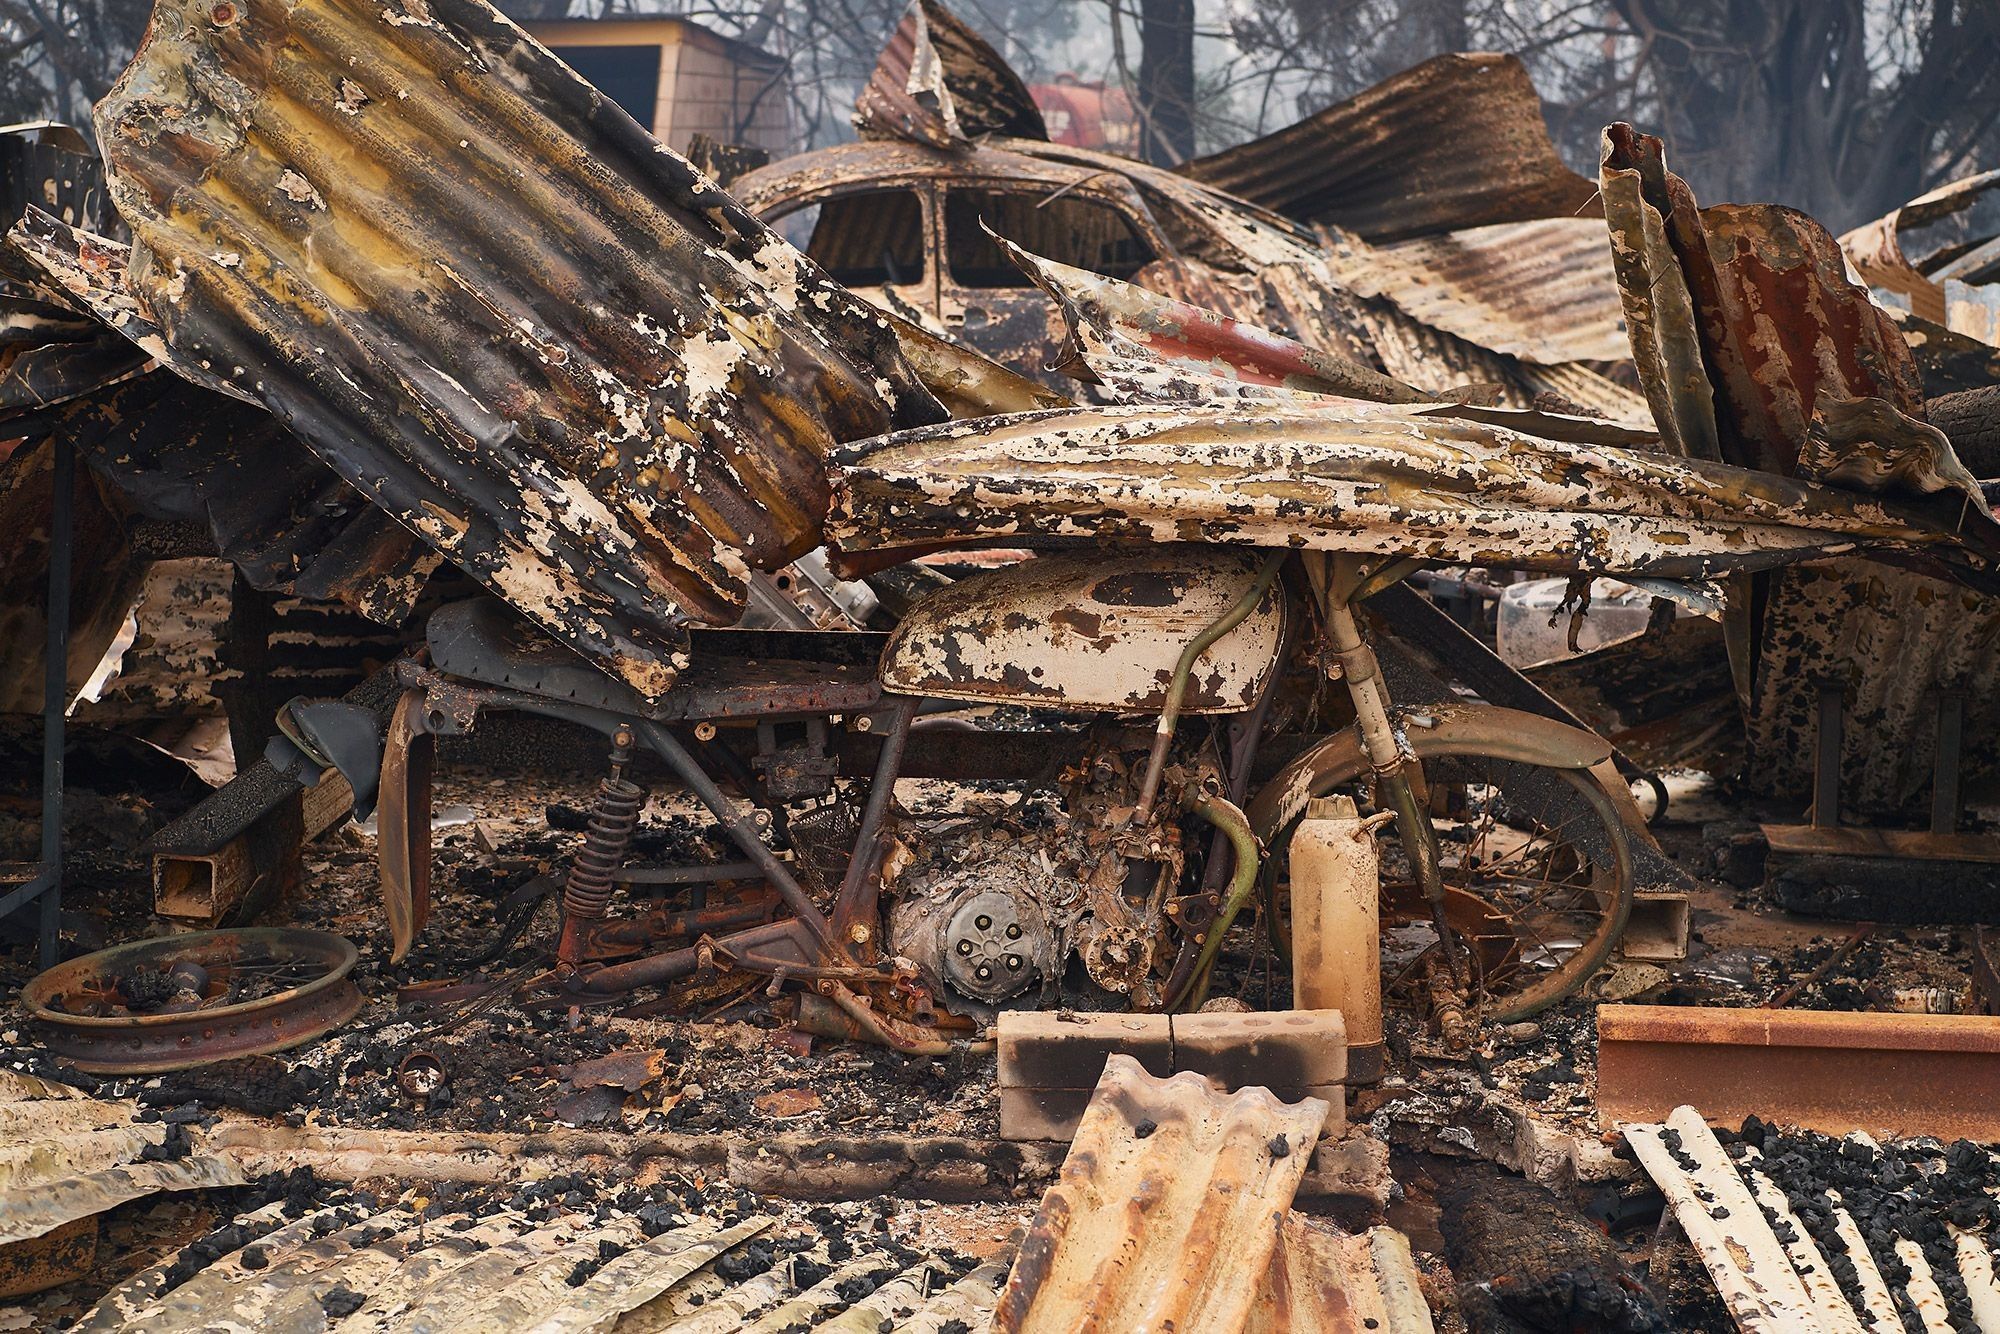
[1171,1009,1347,1089]
[996,1011,1171,1089]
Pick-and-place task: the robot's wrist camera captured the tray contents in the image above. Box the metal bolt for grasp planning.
[956,940,974,956]
[1005,955,1022,971]
[693,721,717,742]
[1005,923,1022,940]
[855,715,874,733]
[975,914,992,930]
[847,923,872,945]
[975,965,992,981]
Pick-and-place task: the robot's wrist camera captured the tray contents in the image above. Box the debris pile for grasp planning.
[3,0,2000,1326]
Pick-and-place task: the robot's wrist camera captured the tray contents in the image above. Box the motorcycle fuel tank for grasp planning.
[881,547,1286,713]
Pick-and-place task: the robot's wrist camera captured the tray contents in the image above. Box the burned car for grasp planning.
[733,8,1641,422]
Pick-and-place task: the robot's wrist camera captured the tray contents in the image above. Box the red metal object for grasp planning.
[1597,1003,2000,1140]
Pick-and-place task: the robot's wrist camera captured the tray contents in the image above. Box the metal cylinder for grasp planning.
[1289,794,1385,1083]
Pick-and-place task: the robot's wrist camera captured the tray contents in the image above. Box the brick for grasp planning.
[1294,1084,1347,1137]
[1169,1009,1346,1089]
[1001,1083,1343,1144]
[996,1011,1172,1090]
[999,1086,1095,1142]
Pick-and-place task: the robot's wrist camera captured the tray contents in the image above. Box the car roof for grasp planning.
[733,139,1140,216]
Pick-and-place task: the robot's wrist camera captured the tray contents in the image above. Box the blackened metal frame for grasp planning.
[0,433,72,968]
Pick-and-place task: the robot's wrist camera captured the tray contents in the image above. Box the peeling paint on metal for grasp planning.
[827,403,2000,584]
[881,546,1286,712]
[87,0,953,698]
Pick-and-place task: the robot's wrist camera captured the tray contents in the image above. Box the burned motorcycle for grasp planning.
[377,540,1635,1060]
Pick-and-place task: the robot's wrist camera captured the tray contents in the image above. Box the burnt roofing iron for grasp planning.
[854,0,1047,148]
[1181,53,1599,244]
[89,0,955,700]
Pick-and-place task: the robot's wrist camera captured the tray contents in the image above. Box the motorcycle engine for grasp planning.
[885,834,1067,1013]
[881,750,1190,1017]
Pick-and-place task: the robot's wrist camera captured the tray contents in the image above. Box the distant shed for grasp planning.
[526,16,793,157]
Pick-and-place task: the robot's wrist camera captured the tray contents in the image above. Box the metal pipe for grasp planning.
[1323,560,1452,979]
[1132,551,1286,824]
[831,695,918,949]
[577,917,803,993]
[634,721,836,950]
[613,861,762,885]
[1169,792,1260,1012]
[37,432,73,969]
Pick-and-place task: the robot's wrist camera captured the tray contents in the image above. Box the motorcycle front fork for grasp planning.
[1319,558,1465,995]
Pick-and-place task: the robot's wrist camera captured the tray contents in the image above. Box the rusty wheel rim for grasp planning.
[21,928,362,1073]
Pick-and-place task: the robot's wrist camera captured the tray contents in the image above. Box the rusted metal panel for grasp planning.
[1600,124,1925,478]
[1320,218,1629,366]
[1003,239,1663,452]
[883,547,1285,713]
[1598,1004,2000,1140]
[7,199,439,624]
[994,1053,1329,1333]
[1842,169,2000,328]
[1181,53,1598,244]
[827,403,2000,582]
[88,0,952,701]
[1602,124,2000,815]
[1743,558,2000,816]
[854,0,1046,148]
[0,122,122,281]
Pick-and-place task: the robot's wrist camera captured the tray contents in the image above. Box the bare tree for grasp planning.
[0,0,151,127]
[1227,0,2000,230]
[1132,0,1196,163]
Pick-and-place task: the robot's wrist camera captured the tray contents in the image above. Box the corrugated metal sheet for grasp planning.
[1746,559,2000,815]
[853,0,1046,148]
[1321,218,1629,365]
[1180,53,1599,244]
[826,403,2000,582]
[1842,169,2000,328]
[993,1054,1330,1332]
[41,1182,1005,1331]
[88,0,952,701]
[1603,123,2000,815]
[1247,1217,1437,1334]
[0,1075,245,1259]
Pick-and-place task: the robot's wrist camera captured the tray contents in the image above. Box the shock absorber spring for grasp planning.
[557,729,643,967]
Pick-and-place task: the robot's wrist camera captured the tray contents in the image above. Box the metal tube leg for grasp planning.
[38,433,74,971]
[831,696,918,951]
[634,721,836,952]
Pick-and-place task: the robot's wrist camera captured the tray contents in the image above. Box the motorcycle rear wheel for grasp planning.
[1259,740,1634,1022]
